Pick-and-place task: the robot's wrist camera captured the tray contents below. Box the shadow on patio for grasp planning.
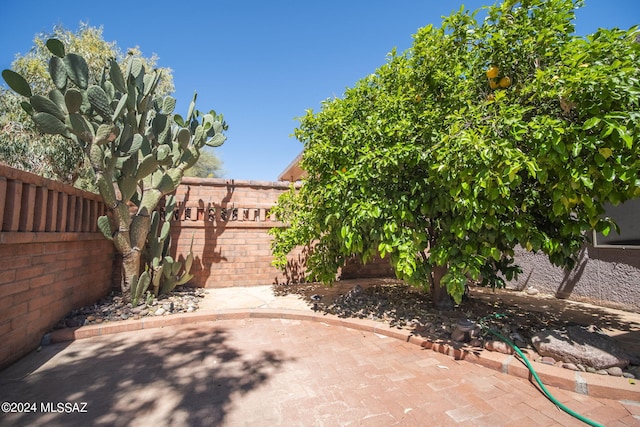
[0,323,294,427]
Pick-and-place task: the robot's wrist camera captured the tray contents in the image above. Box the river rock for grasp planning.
[531,326,632,370]
[606,367,623,377]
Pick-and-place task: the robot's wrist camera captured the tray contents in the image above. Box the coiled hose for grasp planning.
[478,314,604,427]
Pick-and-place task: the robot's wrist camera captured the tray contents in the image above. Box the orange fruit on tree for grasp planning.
[499,76,511,88]
[486,65,499,79]
[489,79,499,89]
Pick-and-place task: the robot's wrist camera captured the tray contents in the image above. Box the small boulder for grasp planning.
[531,326,632,370]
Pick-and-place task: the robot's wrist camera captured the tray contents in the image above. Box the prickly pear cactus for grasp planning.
[2,39,227,302]
[144,195,194,297]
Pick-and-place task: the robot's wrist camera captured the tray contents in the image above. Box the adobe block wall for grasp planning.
[0,165,114,369]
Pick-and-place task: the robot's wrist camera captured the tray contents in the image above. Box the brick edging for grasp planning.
[48,309,639,401]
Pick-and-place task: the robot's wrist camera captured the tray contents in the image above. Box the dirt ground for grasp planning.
[272,278,640,360]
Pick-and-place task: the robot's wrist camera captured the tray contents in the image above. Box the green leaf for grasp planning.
[87,85,113,119]
[64,88,83,114]
[162,96,176,114]
[598,147,612,159]
[187,92,197,121]
[600,122,614,138]
[177,128,191,149]
[582,117,600,130]
[206,133,226,148]
[48,57,67,90]
[109,59,126,93]
[69,113,95,142]
[33,112,67,135]
[538,169,548,184]
[112,96,128,122]
[602,164,615,181]
[20,101,33,115]
[45,39,65,58]
[580,175,593,189]
[2,69,32,97]
[130,58,143,78]
[30,95,66,121]
[63,53,89,89]
[97,215,113,240]
[94,124,119,145]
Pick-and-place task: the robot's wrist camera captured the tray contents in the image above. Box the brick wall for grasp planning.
[0,165,113,369]
[169,177,395,288]
[169,178,305,287]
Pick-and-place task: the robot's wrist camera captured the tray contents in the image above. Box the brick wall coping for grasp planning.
[0,231,106,245]
[181,177,302,190]
[0,165,300,200]
[0,164,102,202]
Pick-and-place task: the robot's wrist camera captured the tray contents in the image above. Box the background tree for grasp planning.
[270,0,640,308]
[183,148,224,178]
[0,24,222,188]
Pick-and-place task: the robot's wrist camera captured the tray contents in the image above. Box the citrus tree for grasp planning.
[270,0,640,308]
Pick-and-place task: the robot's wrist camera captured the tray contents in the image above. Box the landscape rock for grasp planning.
[606,367,623,377]
[541,356,556,366]
[532,326,632,370]
[469,339,483,348]
[485,340,514,355]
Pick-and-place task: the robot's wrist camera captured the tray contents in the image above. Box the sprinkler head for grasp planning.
[311,294,322,311]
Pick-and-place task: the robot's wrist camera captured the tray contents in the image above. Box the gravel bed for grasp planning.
[54,286,208,329]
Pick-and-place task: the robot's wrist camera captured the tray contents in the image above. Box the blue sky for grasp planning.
[1,1,638,181]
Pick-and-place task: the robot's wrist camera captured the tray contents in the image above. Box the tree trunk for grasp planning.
[121,249,141,303]
[430,264,454,310]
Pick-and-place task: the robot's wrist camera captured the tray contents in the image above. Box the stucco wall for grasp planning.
[509,245,640,313]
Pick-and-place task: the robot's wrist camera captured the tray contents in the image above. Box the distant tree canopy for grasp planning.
[0,24,222,188]
[270,0,640,308]
[183,149,224,178]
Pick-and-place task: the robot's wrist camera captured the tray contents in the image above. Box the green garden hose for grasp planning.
[478,314,604,427]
